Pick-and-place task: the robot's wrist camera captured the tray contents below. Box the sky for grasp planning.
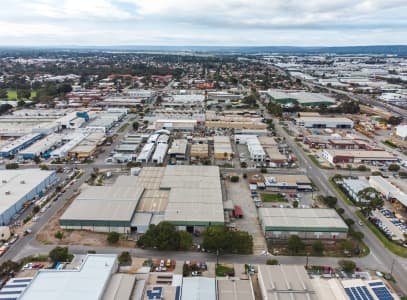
[0,0,406,46]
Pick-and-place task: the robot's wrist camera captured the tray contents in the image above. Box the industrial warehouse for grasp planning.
[258,208,348,240]
[0,169,58,225]
[60,165,225,233]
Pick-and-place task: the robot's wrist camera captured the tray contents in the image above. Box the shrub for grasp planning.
[338,259,356,273]
[266,259,279,265]
[118,251,132,266]
[107,231,120,244]
[230,176,239,182]
[312,240,324,255]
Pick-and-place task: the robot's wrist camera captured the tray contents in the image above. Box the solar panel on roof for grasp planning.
[372,287,394,300]
[369,282,384,287]
[11,279,31,283]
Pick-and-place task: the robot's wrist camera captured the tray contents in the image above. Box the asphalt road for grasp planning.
[267,112,407,294]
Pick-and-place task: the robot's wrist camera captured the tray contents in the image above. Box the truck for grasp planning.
[233,205,243,218]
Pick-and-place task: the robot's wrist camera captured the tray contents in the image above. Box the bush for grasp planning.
[388,164,400,172]
[230,176,239,182]
[5,163,19,169]
[107,231,120,244]
[293,200,299,208]
[336,207,345,214]
[33,205,41,214]
[312,240,324,255]
[357,165,368,171]
[240,162,247,168]
[203,226,253,255]
[351,231,364,241]
[39,164,49,170]
[399,171,407,178]
[49,247,73,263]
[54,231,64,240]
[371,171,383,176]
[118,251,132,266]
[266,259,279,265]
[260,167,267,173]
[345,218,355,226]
[338,259,356,273]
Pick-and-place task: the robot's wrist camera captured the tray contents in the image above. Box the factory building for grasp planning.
[0,133,43,157]
[341,178,370,203]
[168,139,188,160]
[152,143,168,164]
[136,143,155,163]
[19,133,63,159]
[322,149,397,164]
[0,169,58,225]
[267,89,336,106]
[258,208,348,240]
[295,117,354,129]
[60,166,224,233]
[213,136,234,160]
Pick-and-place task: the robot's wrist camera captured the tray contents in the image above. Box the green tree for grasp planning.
[179,231,193,250]
[336,207,345,215]
[137,222,180,250]
[287,235,305,254]
[387,116,402,126]
[0,260,20,276]
[5,163,19,169]
[54,231,64,240]
[319,196,337,208]
[49,247,72,262]
[17,100,25,107]
[357,187,384,215]
[118,251,132,266]
[0,104,13,115]
[202,226,252,254]
[33,155,41,164]
[340,240,354,252]
[345,218,355,226]
[230,176,239,182]
[17,89,31,99]
[293,200,299,208]
[388,164,400,172]
[132,121,139,131]
[33,205,41,214]
[312,240,324,255]
[107,231,120,244]
[338,259,356,273]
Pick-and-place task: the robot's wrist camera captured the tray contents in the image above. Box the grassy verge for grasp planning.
[382,140,397,149]
[308,155,334,170]
[356,211,407,258]
[215,264,235,277]
[329,178,354,206]
[260,193,287,203]
[0,90,37,100]
[117,123,129,133]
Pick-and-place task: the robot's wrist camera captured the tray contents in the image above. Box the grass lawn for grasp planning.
[117,123,129,133]
[0,90,37,100]
[382,140,397,149]
[215,264,235,277]
[356,211,407,258]
[329,178,354,206]
[260,193,287,203]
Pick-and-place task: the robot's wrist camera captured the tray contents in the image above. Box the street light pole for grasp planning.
[306,253,309,269]
[390,258,395,276]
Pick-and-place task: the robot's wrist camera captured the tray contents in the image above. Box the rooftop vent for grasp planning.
[20,180,25,184]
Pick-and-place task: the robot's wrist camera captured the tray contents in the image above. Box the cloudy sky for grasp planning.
[0,0,406,46]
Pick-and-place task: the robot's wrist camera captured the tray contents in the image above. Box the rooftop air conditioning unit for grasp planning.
[20,180,25,184]
[5,191,10,195]
[2,180,7,183]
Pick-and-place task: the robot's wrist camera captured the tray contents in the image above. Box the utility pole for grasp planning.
[390,258,395,276]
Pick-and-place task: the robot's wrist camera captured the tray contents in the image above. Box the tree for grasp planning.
[118,251,132,266]
[230,176,239,182]
[293,200,299,208]
[107,231,120,244]
[357,187,383,215]
[33,155,41,164]
[49,247,72,262]
[132,121,139,131]
[17,100,25,107]
[287,235,305,254]
[357,165,368,171]
[240,161,247,168]
[345,218,355,226]
[340,240,354,252]
[336,207,345,215]
[312,240,324,255]
[202,226,253,254]
[137,222,180,251]
[0,89,7,99]
[54,231,64,240]
[33,205,41,214]
[338,259,356,273]
[351,231,364,241]
[39,164,49,170]
[319,196,337,208]
[387,116,402,126]
[178,231,193,250]
[0,260,20,276]
[260,167,267,173]
[266,259,279,265]
[0,104,12,115]
[17,89,31,99]
[388,164,400,172]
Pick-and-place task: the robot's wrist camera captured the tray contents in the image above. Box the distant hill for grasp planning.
[1,45,407,55]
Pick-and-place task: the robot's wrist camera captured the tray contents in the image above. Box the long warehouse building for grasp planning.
[0,169,58,225]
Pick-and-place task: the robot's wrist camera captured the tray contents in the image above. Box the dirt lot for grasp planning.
[36,193,136,248]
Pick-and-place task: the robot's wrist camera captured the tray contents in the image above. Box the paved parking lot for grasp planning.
[224,175,267,255]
